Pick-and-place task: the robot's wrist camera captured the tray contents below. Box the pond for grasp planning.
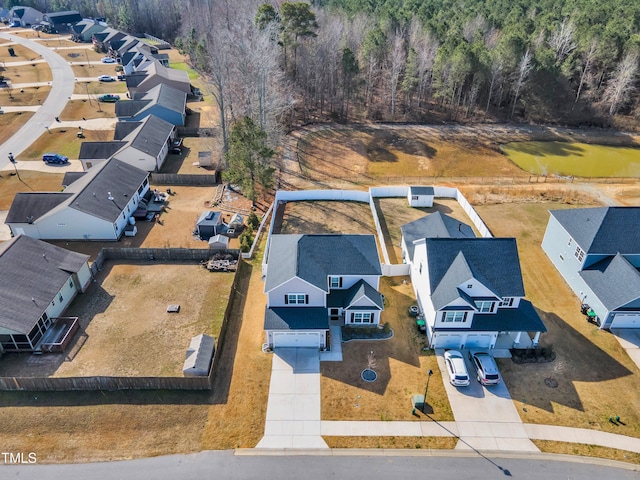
[501,141,640,177]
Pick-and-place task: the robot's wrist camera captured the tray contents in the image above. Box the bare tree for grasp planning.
[511,48,533,119]
[387,30,405,118]
[575,38,599,103]
[549,18,577,65]
[603,50,639,116]
[462,14,488,44]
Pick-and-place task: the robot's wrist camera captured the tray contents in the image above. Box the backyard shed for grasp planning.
[407,186,434,207]
[182,334,215,377]
[208,234,229,250]
[196,211,224,240]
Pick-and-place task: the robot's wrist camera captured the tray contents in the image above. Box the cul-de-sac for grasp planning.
[1,1,640,475]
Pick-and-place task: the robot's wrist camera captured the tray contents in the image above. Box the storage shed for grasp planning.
[208,234,229,250]
[407,186,434,207]
[196,211,224,240]
[182,334,215,377]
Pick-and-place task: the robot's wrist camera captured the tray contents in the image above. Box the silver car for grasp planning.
[469,350,501,386]
[444,350,470,386]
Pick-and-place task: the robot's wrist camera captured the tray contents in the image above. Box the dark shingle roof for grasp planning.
[114,121,141,140]
[62,172,86,187]
[115,99,150,118]
[344,279,384,309]
[264,307,329,330]
[66,158,149,222]
[426,238,525,310]
[6,193,72,223]
[117,84,185,120]
[401,212,475,261]
[78,141,127,160]
[409,186,434,195]
[45,10,81,24]
[0,235,88,334]
[437,300,546,333]
[265,234,382,292]
[579,254,640,310]
[125,72,147,88]
[550,207,640,254]
[126,115,173,157]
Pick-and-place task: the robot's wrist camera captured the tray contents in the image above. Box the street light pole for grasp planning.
[422,369,434,413]
[8,153,20,181]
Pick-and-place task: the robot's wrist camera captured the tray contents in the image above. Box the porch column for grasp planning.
[513,331,522,348]
[532,331,541,347]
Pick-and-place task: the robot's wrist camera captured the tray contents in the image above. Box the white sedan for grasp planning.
[98,75,115,82]
[444,350,470,387]
[101,57,116,63]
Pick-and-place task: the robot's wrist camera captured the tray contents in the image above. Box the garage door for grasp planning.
[272,331,321,348]
[465,334,492,349]
[611,313,640,329]
[433,334,462,349]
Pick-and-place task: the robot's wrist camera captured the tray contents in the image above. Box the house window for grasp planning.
[443,312,467,323]
[559,254,564,261]
[69,279,74,288]
[499,297,513,307]
[474,301,495,313]
[329,276,342,288]
[567,238,573,247]
[352,312,373,324]
[467,284,472,289]
[285,293,307,305]
[58,293,64,303]
[574,246,585,262]
[411,195,419,200]
[330,308,339,315]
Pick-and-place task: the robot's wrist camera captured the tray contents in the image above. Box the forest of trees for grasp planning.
[8,0,640,139]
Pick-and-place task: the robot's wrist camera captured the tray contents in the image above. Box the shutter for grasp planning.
[351,312,355,322]
[284,295,288,305]
[305,295,309,304]
[339,277,342,287]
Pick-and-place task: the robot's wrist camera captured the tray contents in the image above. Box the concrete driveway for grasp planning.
[256,348,328,449]
[612,329,640,371]
[435,349,539,452]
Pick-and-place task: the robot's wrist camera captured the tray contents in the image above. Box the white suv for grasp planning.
[444,350,470,386]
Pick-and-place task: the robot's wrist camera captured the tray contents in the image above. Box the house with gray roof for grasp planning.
[411,238,545,350]
[8,6,42,26]
[116,83,186,126]
[0,235,91,353]
[5,158,150,241]
[42,10,82,33]
[401,212,475,263]
[71,18,108,43]
[125,60,192,97]
[542,207,640,329]
[263,234,384,350]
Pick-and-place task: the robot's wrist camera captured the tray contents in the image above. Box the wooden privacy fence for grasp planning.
[150,173,219,186]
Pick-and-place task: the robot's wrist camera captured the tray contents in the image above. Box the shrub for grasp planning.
[247,212,260,230]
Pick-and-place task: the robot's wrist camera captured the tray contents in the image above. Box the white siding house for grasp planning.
[407,186,434,207]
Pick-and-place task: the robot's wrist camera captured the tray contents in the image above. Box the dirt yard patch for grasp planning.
[0,171,63,210]
[18,128,115,161]
[274,200,376,236]
[161,137,223,174]
[321,277,453,423]
[62,49,104,62]
[475,202,640,440]
[375,197,480,263]
[533,440,640,465]
[73,81,128,95]
[324,436,458,449]
[0,111,34,145]
[2,85,50,105]
[3,62,52,84]
[59,99,116,121]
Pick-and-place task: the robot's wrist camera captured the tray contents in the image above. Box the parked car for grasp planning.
[468,350,501,386]
[101,57,116,63]
[98,94,120,103]
[444,350,470,387]
[98,75,115,82]
[42,153,69,165]
[117,74,126,81]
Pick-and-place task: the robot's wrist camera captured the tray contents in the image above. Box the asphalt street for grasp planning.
[0,451,638,480]
[0,32,75,169]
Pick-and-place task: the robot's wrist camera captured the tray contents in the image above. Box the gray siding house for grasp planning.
[263,234,384,350]
[115,83,186,126]
[541,207,640,329]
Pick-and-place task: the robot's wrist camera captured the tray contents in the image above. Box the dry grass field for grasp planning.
[0,170,63,210]
[375,198,479,263]
[73,80,128,94]
[324,436,458,449]
[274,200,376,236]
[161,135,223,174]
[4,62,52,84]
[2,85,50,105]
[62,48,105,62]
[71,63,120,78]
[0,111,34,145]
[59,99,117,121]
[475,202,640,442]
[321,276,453,428]
[18,128,115,161]
[1,42,42,61]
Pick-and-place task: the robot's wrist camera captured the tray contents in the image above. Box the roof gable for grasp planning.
[79,141,127,160]
[579,253,640,310]
[124,115,174,157]
[6,192,73,224]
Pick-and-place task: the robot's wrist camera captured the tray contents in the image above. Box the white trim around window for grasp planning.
[285,293,308,305]
[474,301,495,313]
[443,311,467,323]
[350,312,373,324]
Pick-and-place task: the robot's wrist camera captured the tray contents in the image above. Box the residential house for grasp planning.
[121,44,169,75]
[116,83,186,126]
[263,234,384,350]
[8,6,42,26]
[407,186,434,207]
[400,211,476,264]
[125,60,192,96]
[410,238,546,349]
[42,10,82,33]
[71,18,108,42]
[0,8,11,22]
[5,159,150,241]
[78,141,127,171]
[541,207,640,329]
[0,235,91,353]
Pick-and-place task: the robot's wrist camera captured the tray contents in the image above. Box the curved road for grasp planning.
[0,450,638,479]
[0,31,75,169]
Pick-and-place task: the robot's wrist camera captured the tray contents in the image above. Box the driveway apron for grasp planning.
[436,350,539,452]
[257,348,328,449]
